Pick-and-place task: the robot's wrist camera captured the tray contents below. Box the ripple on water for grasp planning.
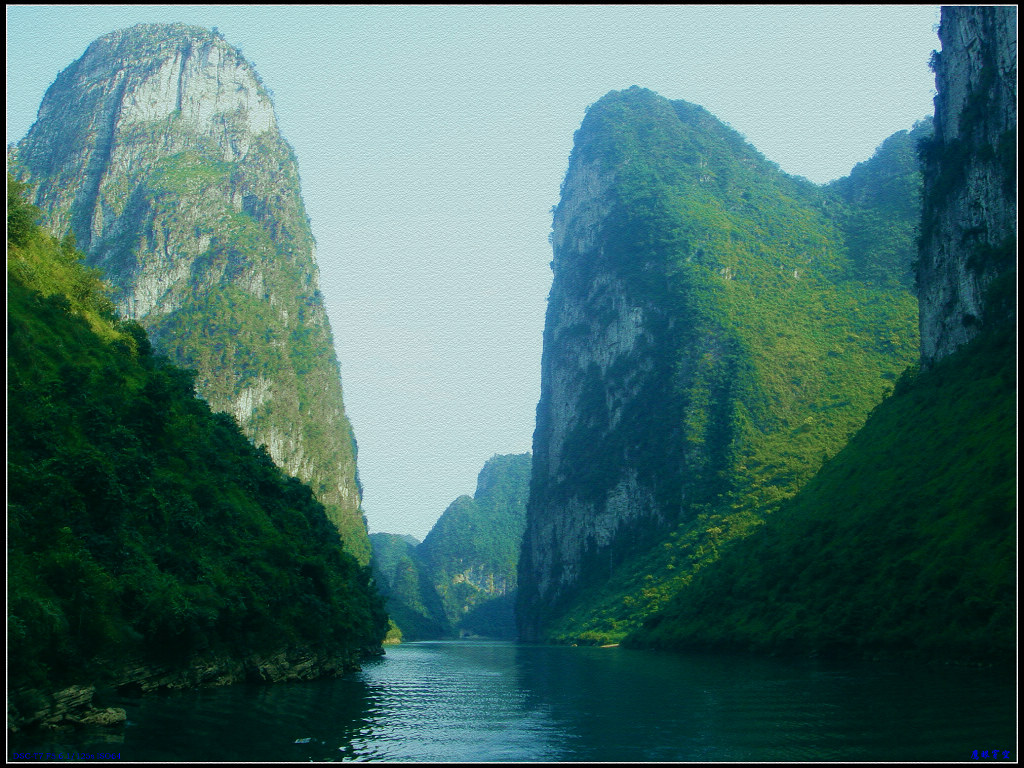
[9,643,1015,762]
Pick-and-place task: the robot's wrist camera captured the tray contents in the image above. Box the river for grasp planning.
[10,641,1016,762]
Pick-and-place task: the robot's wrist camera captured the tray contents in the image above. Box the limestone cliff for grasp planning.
[518,88,923,643]
[9,24,368,560]
[917,6,1016,366]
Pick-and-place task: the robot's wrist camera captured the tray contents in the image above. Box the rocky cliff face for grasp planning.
[9,24,368,561]
[917,6,1017,366]
[518,88,923,643]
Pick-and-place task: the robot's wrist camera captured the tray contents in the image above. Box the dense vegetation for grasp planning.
[627,321,1015,662]
[7,178,388,709]
[9,24,370,564]
[369,533,450,641]
[371,454,531,640]
[522,88,925,644]
[826,119,932,289]
[557,13,1015,658]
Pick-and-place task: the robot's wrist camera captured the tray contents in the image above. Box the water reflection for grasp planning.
[9,642,1015,762]
[354,641,567,762]
[512,644,1016,762]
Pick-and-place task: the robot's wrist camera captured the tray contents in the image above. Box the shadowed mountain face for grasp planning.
[518,86,925,643]
[9,23,368,561]
[626,7,1016,662]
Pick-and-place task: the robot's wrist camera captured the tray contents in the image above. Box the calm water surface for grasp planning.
[12,641,1016,762]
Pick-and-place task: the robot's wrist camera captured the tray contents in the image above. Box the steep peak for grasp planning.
[521,77,924,643]
[570,85,775,187]
[572,87,679,158]
[11,21,281,261]
[11,24,369,561]
[588,85,667,109]
[917,5,1016,365]
[62,22,251,91]
[20,22,276,199]
[81,22,226,55]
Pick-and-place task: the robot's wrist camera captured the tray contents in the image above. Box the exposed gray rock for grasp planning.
[8,646,375,732]
[7,685,126,733]
[519,94,683,641]
[917,6,1017,365]
[9,23,368,560]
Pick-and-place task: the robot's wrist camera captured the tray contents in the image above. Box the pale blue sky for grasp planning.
[7,5,941,540]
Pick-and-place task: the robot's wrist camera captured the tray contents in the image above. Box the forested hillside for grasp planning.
[8,23,370,562]
[628,325,1015,661]
[372,454,530,640]
[627,5,1016,663]
[825,119,931,289]
[519,87,926,644]
[370,533,450,641]
[7,179,388,730]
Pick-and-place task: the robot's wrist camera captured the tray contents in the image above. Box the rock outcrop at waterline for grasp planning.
[9,23,368,560]
[8,645,378,733]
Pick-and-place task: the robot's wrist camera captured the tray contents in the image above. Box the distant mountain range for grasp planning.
[371,454,531,640]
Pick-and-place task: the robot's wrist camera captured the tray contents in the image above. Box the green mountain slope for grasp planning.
[369,533,450,641]
[371,453,531,640]
[7,179,388,729]
[518,87,924,643]
[826,119,932,289]
[628,325,1015,661]
[419,453,531,637]
[626,6,1016,663]
[8,24,369,562]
